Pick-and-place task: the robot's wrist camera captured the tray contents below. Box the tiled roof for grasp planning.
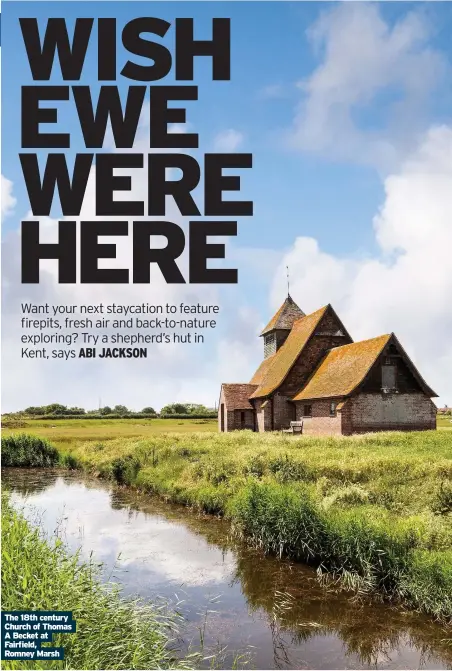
[292,334,391,401]
[250,306,328,399]
[260,295,305,336]
[222,384,258,410]
[249,353,277,385]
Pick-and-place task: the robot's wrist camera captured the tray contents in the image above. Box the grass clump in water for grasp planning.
[1,434,60,468]
[1,494,192,670]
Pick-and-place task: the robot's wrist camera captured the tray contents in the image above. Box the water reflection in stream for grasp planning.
[3,469,451,670]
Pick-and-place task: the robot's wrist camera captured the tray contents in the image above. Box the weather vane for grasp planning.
[286,265,290,297]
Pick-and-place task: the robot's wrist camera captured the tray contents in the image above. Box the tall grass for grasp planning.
[1,494,193,670]
[229,481,452,617]
[1,434,60,467]
[4,428,452,620]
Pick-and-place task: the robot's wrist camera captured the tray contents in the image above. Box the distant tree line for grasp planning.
[9,402,216,419]
[160,403,214,415]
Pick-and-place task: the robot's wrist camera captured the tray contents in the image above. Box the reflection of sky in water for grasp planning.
[11,478,235,592]
[6,471,451,671]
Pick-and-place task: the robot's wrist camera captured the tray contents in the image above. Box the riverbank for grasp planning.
[4,468,452,670]
[1,494,192,670]
[3,429,452,621]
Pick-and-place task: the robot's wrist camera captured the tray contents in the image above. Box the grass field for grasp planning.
[438,415,452,429]
[2,418,452,620]
[1,417,218,448]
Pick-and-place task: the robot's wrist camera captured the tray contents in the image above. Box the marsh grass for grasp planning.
[4,427,452,620]
[1,434,60,468]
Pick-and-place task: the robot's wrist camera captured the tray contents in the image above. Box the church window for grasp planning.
[303,404,312,417]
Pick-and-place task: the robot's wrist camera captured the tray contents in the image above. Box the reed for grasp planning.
[1,434,60,468]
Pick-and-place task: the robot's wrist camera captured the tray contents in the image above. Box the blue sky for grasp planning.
[2,1,452,410]
[1,1,409,254]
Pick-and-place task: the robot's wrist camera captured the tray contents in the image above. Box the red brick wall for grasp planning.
[340,401,353,435]
[349,393,436,432]
[230,409,255,431]
[218,388,255,431]
[294,399,343,435]
[272,393,296,430]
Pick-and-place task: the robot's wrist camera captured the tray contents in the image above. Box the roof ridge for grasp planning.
[291,304,328,324]
[292,332,392,401]
[328,333,391,352]
[260,295,305,336]
[251,304,329,399]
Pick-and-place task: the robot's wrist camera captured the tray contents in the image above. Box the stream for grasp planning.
[3,468,451,670]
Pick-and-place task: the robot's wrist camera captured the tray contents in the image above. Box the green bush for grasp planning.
[110,455,141,485]
[159,413,217,419]
[1,434,60,467]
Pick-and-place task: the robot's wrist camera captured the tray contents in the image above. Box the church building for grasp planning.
[218,296,437,435]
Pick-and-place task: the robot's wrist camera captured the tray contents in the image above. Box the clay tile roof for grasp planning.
[222,383,258,410]
[250,353,277,385]
[292,334,392,401]
[260,295,305,336]
[250,306,328,399]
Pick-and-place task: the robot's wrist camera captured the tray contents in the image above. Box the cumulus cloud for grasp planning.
[272,3,452,404]
[213,128,244,152]
[271,125,452,404]
[15,483,235,587]
[1,175,16,217]
[290,4,447,170]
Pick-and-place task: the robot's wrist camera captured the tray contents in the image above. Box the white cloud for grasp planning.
[290,4,446,170]
[1,174,17,217]
[14,482,236,587]
[213,128,244,152]
[271,125,452,404]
